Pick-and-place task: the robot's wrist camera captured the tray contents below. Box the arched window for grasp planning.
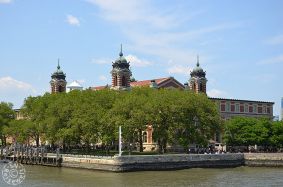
[200,82,203,92]
[114,75,118,86]
[58,85,63,92]
[143,132,147,143]
[122,76,126,86]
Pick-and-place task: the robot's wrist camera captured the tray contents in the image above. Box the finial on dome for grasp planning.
[119,44,123,57]
[57,58,60,70]
[197,55,200,67]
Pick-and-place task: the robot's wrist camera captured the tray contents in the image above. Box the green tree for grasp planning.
[3,119,33,144]
[224,117,270,146]
[174,92,221,151]
[0,102,15,145]
[269,121,283,148]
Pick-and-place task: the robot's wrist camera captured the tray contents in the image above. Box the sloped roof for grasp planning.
[130,77,169,87]
[90,77,185,90]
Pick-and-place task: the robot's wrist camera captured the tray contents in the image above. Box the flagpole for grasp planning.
[119,126,122,156]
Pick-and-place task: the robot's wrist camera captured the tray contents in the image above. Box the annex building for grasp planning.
[48,47,274,150]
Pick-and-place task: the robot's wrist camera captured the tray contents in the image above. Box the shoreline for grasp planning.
[2,153,283,172]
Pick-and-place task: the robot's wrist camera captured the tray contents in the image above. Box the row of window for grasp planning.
[217,102,271,114]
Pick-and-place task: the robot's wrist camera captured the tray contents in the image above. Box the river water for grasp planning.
[0,164,282,187]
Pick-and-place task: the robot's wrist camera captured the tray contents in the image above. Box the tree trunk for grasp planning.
[86,141,90,153]
[163,139,167,153]
[36,135,40,147]
[138,129,143,152]
[157,139,162,154]
[2,135,7,146]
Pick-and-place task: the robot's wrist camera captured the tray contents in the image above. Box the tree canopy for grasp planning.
[2,88,222,153]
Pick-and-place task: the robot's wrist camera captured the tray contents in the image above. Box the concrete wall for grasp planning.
[244,153,283,167]
[61,154,244,172]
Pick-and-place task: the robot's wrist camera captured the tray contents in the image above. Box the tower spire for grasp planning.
[57,58,60,70]
[119,44,123,57]
[197,55,199,67]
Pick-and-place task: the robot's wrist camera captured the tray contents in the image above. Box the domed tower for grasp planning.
[111,45,132,90]
[50,60,67,93]
[189,56,207,94]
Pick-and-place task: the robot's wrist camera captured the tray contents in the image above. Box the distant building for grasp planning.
[281,97,283,121]
[67,81,83,92]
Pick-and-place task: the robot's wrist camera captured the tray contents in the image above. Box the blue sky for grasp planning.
[0,0,282,117]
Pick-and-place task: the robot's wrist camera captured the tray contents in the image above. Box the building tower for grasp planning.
[281,97,283,121]
[50,60,67,93]
[111,45,132,90]
[189,56,207,94]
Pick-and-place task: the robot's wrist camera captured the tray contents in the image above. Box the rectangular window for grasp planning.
[231,105,235,112]
[249,106,253,113]
[236,103,240,112]
[267,107,271,114]
[221,104,225,112]
[258,107,262,113]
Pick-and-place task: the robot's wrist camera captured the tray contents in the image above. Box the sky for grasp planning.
[0,0,282,117]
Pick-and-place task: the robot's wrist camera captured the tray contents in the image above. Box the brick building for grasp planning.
[91,48,274,150]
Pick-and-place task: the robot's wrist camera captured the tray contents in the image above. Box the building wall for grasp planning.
[210,98,274,120]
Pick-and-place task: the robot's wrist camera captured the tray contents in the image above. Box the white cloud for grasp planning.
[259,54,283,65]
[207,89,227,98]
[91,58,111,65]
[86,0,244,77]
[167,65,191,75]
[87,0,243,68]
[265,34,283,45]
[66,15,80,26]
[0,0,12,4]
[0,77,35,91]
[99,75,107,81]
[125,54,151,67]
[86,0,188,29]
[0,77,37,108]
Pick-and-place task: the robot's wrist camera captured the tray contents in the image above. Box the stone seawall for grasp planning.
[61,154,244,172]
[244,153,283,167]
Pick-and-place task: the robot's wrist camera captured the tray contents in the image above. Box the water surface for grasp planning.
[0,164,282,187]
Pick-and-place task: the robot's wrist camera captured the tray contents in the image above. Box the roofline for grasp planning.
[157,77,185,89]
[131,77,169,83]
[209,97,274,104]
